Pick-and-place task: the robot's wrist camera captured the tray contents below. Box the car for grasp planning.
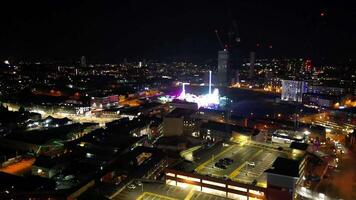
[252,180,257,185]
[135,180,142,186]
[219,159,228,165]
[215,162,227,169]
[219,158,233,165]
[127,184,136,189]
[247,162,255,167]
[223,158,234,164]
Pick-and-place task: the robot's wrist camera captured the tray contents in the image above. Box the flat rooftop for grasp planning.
[166,108,196,118]
[173,141,305,187]
[4,123,97,145]
[273,129,306,141]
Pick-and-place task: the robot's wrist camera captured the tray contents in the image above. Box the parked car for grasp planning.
[127,184,136,189]
[135,180,142,186]
[223,158,234,164]
[215,162,227,169]
[247,162,255,167]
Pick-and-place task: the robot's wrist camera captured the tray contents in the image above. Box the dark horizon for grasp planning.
[1,0,356,64]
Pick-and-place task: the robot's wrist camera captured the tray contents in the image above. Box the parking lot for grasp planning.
[233,151,280,185]
[193,142,287,186]
[136,192,178,200]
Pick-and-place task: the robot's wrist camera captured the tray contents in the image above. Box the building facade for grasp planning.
[218,50,229,87]
[281,80,308,103]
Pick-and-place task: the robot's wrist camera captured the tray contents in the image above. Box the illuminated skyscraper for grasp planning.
[217,50,229,86]
[281,80,308,103]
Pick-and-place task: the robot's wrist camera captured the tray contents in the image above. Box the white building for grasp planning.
[281,80,308,102]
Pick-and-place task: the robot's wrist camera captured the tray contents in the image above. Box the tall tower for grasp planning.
[81,56,87,68]
[209,70,212,94]
[249,51,255,79]
[217,50,229,86]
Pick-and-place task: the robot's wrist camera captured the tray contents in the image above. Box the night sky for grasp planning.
[1,0,356,63]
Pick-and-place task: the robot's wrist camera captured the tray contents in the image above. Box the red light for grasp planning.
[320,12,325,17]
[269,45,273,49]
[256,43,260,47]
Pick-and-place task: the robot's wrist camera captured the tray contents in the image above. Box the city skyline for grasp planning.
[0,1,355,200]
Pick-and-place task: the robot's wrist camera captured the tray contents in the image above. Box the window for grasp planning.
[202,187,226,197]
[249,190,264,196]
[202,180,225,188]
[166,173,175,177]
[177,174,200,182]
[228,185,247,192]
[166,179,176,186]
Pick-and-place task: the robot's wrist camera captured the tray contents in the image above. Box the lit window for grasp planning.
[202,180,225,188]
[202,187,226,197]
[228,185,247,192]
[166,173,175,177]
[177,175,200,182]
[249,190,264,196]
[166,179,176,186]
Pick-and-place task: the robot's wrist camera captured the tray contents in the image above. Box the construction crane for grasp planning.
[214,20,241,51]
[214,29,225,50]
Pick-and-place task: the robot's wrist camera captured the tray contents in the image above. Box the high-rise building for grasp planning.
[81,56,86,68]
[235,70,240,84]
[249,51,255,79]
[217,50,229,86]
[281,80,308,102]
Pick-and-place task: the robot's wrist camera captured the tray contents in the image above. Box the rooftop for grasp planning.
[201,121,258,136]
[4,123,97,145]
[265,157,301,177]
[166,108,196,118]
[171,141,306,187]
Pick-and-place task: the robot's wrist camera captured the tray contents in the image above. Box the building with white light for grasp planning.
[281,80,308,103]
[90,95,119,110]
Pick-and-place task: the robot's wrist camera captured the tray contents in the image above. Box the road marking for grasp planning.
[180,146,202,158]
[136,192,178,200]
[195,145,235,173]
[228,149,263,179]
[184,189,195,200]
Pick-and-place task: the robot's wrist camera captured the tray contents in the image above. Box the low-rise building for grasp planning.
[163,108,196,136]
[90,95,119,110]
